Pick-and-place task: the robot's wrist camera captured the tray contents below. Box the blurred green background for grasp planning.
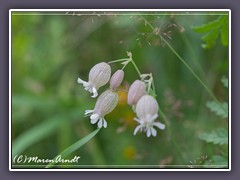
[11,11,229,168]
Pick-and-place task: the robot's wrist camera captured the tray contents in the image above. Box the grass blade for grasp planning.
[12,116,66,157]
[46,128,100,168]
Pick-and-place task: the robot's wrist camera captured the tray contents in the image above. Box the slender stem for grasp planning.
[130,59,141,77]
[161,38,218,102]
[151,77,157,98]
[122,61,129,70]
[108,58,130,64]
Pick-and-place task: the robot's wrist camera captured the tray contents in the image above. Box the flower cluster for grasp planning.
[127,79,165,137]
[77,62,124,128]
[77,53,165,137]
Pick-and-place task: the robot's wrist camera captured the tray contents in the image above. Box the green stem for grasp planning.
[130,59,141,77]
[108,58,130,64]
[149,74,156,98]
[122,61,129,70]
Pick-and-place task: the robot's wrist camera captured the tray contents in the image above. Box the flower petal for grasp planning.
[97,119,103,128]
[90,114,99,124]
[103,118,107,128]
[85,110,94,116]
[150,114,159,122]
[154,122,165,130]
[77,77,89,87]
[133,125,142,135]
[146,129,151,137]
[150,127,157,136]
[134,117,142,124]
[87,87,93,93]
[91,87,98,98]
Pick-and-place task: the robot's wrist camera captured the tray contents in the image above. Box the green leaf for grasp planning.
[201,29,219,48]
[192,15,229,48]
[206,101,228,119]
[192,16,222,33]
[199,128,228,145]
[46,128,100,168]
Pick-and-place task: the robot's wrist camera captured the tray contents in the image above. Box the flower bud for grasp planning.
[134,95,165,137]
[110,70,124,91]
[85,89,118,128]
[77,62,111,98]
[127,80,147,106]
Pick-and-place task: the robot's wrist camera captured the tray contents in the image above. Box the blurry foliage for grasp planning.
[11,11,229,168]
[197,42,229,168]
[199,128,228,145]
[206,101,228,119]
[192,15,228,48]
[221,76,228,88]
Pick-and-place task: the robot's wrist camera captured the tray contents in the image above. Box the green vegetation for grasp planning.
[11,11,229,169]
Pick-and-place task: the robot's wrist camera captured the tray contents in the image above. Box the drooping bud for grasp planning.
[134,95,165,137]
[127,80,147,106]
[77,62,111,98]
[135,95,159,118]
[85,89,118,128]
[110,69,124,91]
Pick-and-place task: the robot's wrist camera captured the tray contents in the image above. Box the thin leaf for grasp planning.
[206,101,228,119]
[46,128,100,168]
[199,128,228,145]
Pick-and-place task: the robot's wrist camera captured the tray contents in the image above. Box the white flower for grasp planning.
[133,95,165,137]
[77,62,111,98]
[85,89,118,128]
